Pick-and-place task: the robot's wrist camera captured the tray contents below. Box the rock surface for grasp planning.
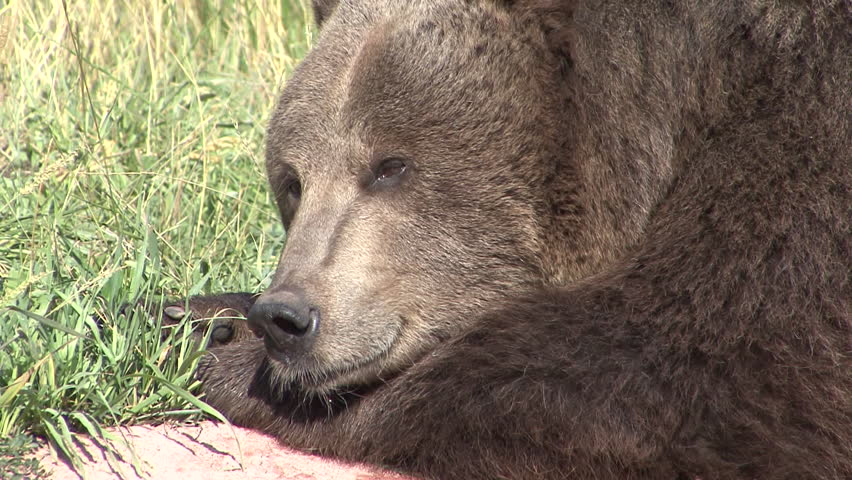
[37,421,414,480]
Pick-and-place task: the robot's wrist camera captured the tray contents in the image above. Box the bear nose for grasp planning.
[247,290,319,363]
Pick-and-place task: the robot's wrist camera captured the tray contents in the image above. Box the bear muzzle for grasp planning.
[247,289,320,364]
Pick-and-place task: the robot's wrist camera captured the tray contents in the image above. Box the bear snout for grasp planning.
[247,290,320,364]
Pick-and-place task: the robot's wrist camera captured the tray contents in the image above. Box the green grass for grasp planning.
[0,0,312,472]
[0,434,46,480]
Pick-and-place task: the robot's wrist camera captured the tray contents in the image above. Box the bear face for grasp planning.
[255,0,574,392]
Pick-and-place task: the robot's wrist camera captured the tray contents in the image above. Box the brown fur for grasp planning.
[167,1,851,478]
[161,293,256,346]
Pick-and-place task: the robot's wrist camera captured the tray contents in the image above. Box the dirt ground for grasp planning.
[36,421,416,480]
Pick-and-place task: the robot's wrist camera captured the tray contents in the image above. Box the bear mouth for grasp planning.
[267,320,404,394]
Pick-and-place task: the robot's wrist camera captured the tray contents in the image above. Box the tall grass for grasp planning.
[0,0,312,470]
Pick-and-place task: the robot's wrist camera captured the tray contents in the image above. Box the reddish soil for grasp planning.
[36,421,416,480]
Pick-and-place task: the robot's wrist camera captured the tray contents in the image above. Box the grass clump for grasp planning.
[0,0,312,472]
[0,433,46,480]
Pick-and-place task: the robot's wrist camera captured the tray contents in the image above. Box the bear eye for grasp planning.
[374,158,407,183]
[287,180,302,199]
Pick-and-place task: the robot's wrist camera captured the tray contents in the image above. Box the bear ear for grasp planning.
[312,0,339,28]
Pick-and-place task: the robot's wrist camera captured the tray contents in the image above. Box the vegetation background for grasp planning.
[0,0,312,475]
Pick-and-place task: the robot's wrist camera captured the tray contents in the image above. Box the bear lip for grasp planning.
[265,318,405,393]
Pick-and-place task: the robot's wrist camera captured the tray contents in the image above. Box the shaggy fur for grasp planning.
[166,1,851,479]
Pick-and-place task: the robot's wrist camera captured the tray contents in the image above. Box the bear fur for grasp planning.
[169,1,852,479]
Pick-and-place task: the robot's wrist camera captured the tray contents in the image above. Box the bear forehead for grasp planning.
[266,0,555,180]
[339,1,537,117]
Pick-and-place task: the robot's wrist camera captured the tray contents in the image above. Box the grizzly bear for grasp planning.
[160,0,851,479]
